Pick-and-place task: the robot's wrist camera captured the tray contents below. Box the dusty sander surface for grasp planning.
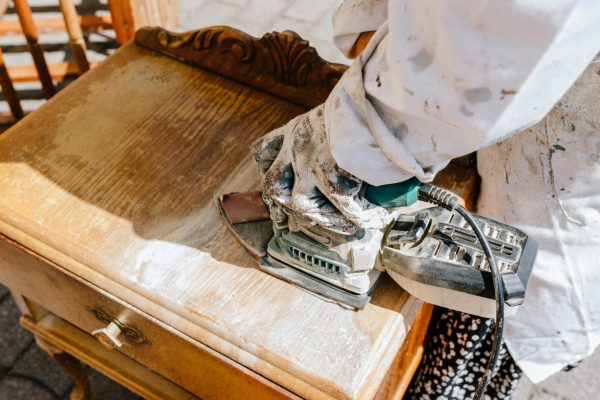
[218,191,381,309]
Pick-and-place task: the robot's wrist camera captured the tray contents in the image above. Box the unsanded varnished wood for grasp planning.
[0,48,23,119]
[432,156,480,210]
[6,61,100,83]
[135,26,348,109]
[134,27,479,191]
[0,15,113,36]
[59,0,90,74]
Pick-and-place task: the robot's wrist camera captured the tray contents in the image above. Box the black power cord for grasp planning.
[419,183,505,400]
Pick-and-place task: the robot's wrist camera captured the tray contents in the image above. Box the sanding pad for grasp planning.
[216,192,375,309]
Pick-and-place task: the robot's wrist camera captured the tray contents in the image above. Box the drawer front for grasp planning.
[0,234,295,400]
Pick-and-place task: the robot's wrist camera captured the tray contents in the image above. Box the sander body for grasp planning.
[218,180,537,317]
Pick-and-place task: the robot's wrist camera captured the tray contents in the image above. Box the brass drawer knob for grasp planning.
[92,321,123,349]
[86,306,150,346]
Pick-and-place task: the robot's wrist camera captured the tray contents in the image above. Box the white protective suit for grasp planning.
[328,0,600,383]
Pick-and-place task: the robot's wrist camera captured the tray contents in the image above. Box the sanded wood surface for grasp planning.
[374,303,434,400]
[0,233,293,399]
[0,41,421,400]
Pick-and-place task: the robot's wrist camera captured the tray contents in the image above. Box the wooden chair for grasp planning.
[0,46,23,119]
[0,0,178,124]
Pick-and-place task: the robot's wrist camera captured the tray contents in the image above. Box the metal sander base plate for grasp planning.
[260,254,375,309]
[216,192,377,309]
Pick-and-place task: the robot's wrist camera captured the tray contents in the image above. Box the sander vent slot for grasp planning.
[441,224,517,258]
[287,244,341,275]
[473,253,484,268]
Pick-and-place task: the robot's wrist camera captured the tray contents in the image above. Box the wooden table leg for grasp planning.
[35,335,92,400]
[59,0,90,74]
[0,49,24,119]
[13,0,56,99]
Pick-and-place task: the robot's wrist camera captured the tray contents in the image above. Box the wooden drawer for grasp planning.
[0,234,296,400]
[21,313,199,400]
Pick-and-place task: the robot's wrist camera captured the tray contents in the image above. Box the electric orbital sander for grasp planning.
[218,178,537,317]
[218,166,537,400]
[218,177,537,399]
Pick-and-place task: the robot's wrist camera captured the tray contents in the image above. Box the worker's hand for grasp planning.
[252,105,392,234]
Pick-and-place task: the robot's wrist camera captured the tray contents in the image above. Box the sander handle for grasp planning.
[362,177,421,208]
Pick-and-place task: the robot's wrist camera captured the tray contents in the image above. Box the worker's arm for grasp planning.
[253,0,600,231]
[325,0,600,186]
[252,105,392,231]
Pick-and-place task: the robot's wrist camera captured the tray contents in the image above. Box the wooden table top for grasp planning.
[0,28,446,399]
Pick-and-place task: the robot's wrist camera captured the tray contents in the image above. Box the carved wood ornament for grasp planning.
[135,26,348,108]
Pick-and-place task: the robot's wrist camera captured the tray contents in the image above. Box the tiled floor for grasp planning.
[1,1,599,399]
[177,0,345,64]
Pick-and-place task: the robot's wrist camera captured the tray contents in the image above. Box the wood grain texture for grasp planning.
[59,0,90,74]
[0,41,418,399]
[135,26,348,108]
[432,160,480,210]
[6,61,100,83]
[374,303,434,399]
[0,27,480,399]
[0,233,296,399]
[134,27,479,188]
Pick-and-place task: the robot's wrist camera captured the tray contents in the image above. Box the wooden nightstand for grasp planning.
[0,27,478,399]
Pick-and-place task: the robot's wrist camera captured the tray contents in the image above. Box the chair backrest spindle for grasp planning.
[59,0,90,74]
[13,0,56,99]
[0,0,178,125]
[0,48,23,119]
